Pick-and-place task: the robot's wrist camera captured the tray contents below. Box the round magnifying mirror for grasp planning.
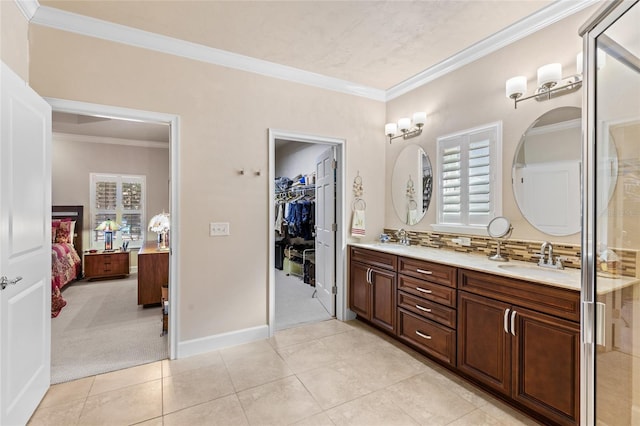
[487,216,512,262]
[487,216,512,238]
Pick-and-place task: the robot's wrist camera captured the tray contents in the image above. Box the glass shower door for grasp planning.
[583,1,640,424]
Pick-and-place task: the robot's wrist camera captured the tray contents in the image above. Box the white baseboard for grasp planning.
[177,325,270,358]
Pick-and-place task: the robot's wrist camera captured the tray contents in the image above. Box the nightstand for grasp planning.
[84,251,130,280]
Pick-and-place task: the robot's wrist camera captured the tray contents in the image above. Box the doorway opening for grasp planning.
[47,99,180,383]
[268,130,346,335]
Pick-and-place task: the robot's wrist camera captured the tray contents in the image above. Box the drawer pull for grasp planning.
[416,287,432,294]
[415,304,432,313]
[415,330,432,340]
[416,268,433,275]
[504,308,510,334]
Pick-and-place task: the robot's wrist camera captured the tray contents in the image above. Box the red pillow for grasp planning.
[55,219,72,244]
[52,220,61,243]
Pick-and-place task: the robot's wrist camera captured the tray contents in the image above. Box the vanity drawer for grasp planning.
[398,291,456,328]
[458,269,580,322]
[399,257,456,287]
[350,247,397,271]
[398,275,456,308]
[397,308,456,366]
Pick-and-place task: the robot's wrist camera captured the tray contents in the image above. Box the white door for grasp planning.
[315,147,336,316]
[0,62,52,426]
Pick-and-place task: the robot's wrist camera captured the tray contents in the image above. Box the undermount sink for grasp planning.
[497,263,571,280]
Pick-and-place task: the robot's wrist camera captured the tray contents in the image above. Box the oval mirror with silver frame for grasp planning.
[512,107,583,236]
[391,144,433,225]
[487,216,512,261]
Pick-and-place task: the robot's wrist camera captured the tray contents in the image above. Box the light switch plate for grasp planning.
[210,222,230,236]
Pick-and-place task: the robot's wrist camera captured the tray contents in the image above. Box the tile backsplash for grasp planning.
[383,228,638,278]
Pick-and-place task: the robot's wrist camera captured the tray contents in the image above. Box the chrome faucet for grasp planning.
[537,241,564,269]
[396,228,410,246]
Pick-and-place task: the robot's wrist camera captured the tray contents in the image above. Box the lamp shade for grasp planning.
[398,117,411,132]
[412,112,427,127]
[576,52,583,74]
[537,63,562,87]
[148,212,170,233]
[384,123,397,137]
[505,76,527,99]
[95,219,121,231]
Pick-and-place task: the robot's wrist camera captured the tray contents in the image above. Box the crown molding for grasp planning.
[27,0,597,103]
[385,0,600,101]
[14,0,39,20]
[30,5,386,102]
[53,132,169,149]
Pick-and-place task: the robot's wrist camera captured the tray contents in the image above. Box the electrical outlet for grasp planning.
[452,237,471,246]
[459,237,471,246]
[209,222,230,236]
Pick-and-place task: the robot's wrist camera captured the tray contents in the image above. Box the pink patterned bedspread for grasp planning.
[51,243,80,317]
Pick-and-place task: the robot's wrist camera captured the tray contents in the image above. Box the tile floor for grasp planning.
[29,319,539,426]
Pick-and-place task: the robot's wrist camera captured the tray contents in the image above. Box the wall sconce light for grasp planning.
[505,62,582,109]
[385,112,426,143]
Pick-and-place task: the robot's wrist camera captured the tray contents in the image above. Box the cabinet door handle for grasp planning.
[510,310,517,336]
[504,308,510,334]
[369,269,375,285]
[415,304,432,313]
[416,268,433,275]
[366,268,371,284]
[415,330,432,340]
[416,287,432,294]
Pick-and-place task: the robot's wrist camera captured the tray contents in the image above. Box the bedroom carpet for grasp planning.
[275,268,331,331]
[51,274,168,384]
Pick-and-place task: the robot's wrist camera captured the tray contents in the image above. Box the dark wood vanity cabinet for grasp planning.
[347,246,581,426]
[349,247,397,333]
[457,269,580,426]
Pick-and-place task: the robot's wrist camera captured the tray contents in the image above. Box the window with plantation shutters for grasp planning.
[90,173,146,249]
[436,122,502,233]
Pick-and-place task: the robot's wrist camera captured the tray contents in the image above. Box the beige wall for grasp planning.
[28,26,386,342]
[52,136,170,253]
[385,7,597,245]
[1,0,30,81]
[24,4,601,351]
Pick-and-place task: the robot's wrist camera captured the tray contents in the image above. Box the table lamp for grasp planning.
[95,219,121,251]
[148,212,170,250]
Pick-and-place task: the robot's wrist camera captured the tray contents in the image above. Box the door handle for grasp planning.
[504,308,510,334]
[510,310,517,336]
[369,269,374,285]
[1,275,23,290]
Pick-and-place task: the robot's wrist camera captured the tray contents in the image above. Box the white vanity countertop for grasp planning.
[349,242,638,294]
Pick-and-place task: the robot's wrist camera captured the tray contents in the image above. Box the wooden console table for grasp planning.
[138,242,169,306]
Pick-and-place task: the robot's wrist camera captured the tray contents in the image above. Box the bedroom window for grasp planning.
[433,121,502,235]
[90,173,146,249]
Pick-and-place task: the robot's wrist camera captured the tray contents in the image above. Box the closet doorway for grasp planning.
[268,130,345,334]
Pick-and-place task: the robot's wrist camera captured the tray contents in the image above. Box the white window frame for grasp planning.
[90,173,146,249]
[432,121,502,236]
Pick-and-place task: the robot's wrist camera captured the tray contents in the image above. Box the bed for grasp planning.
[51,205,84,317]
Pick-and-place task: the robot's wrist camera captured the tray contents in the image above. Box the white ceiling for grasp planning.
[43,0,557,91]
[43,0,589,141]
